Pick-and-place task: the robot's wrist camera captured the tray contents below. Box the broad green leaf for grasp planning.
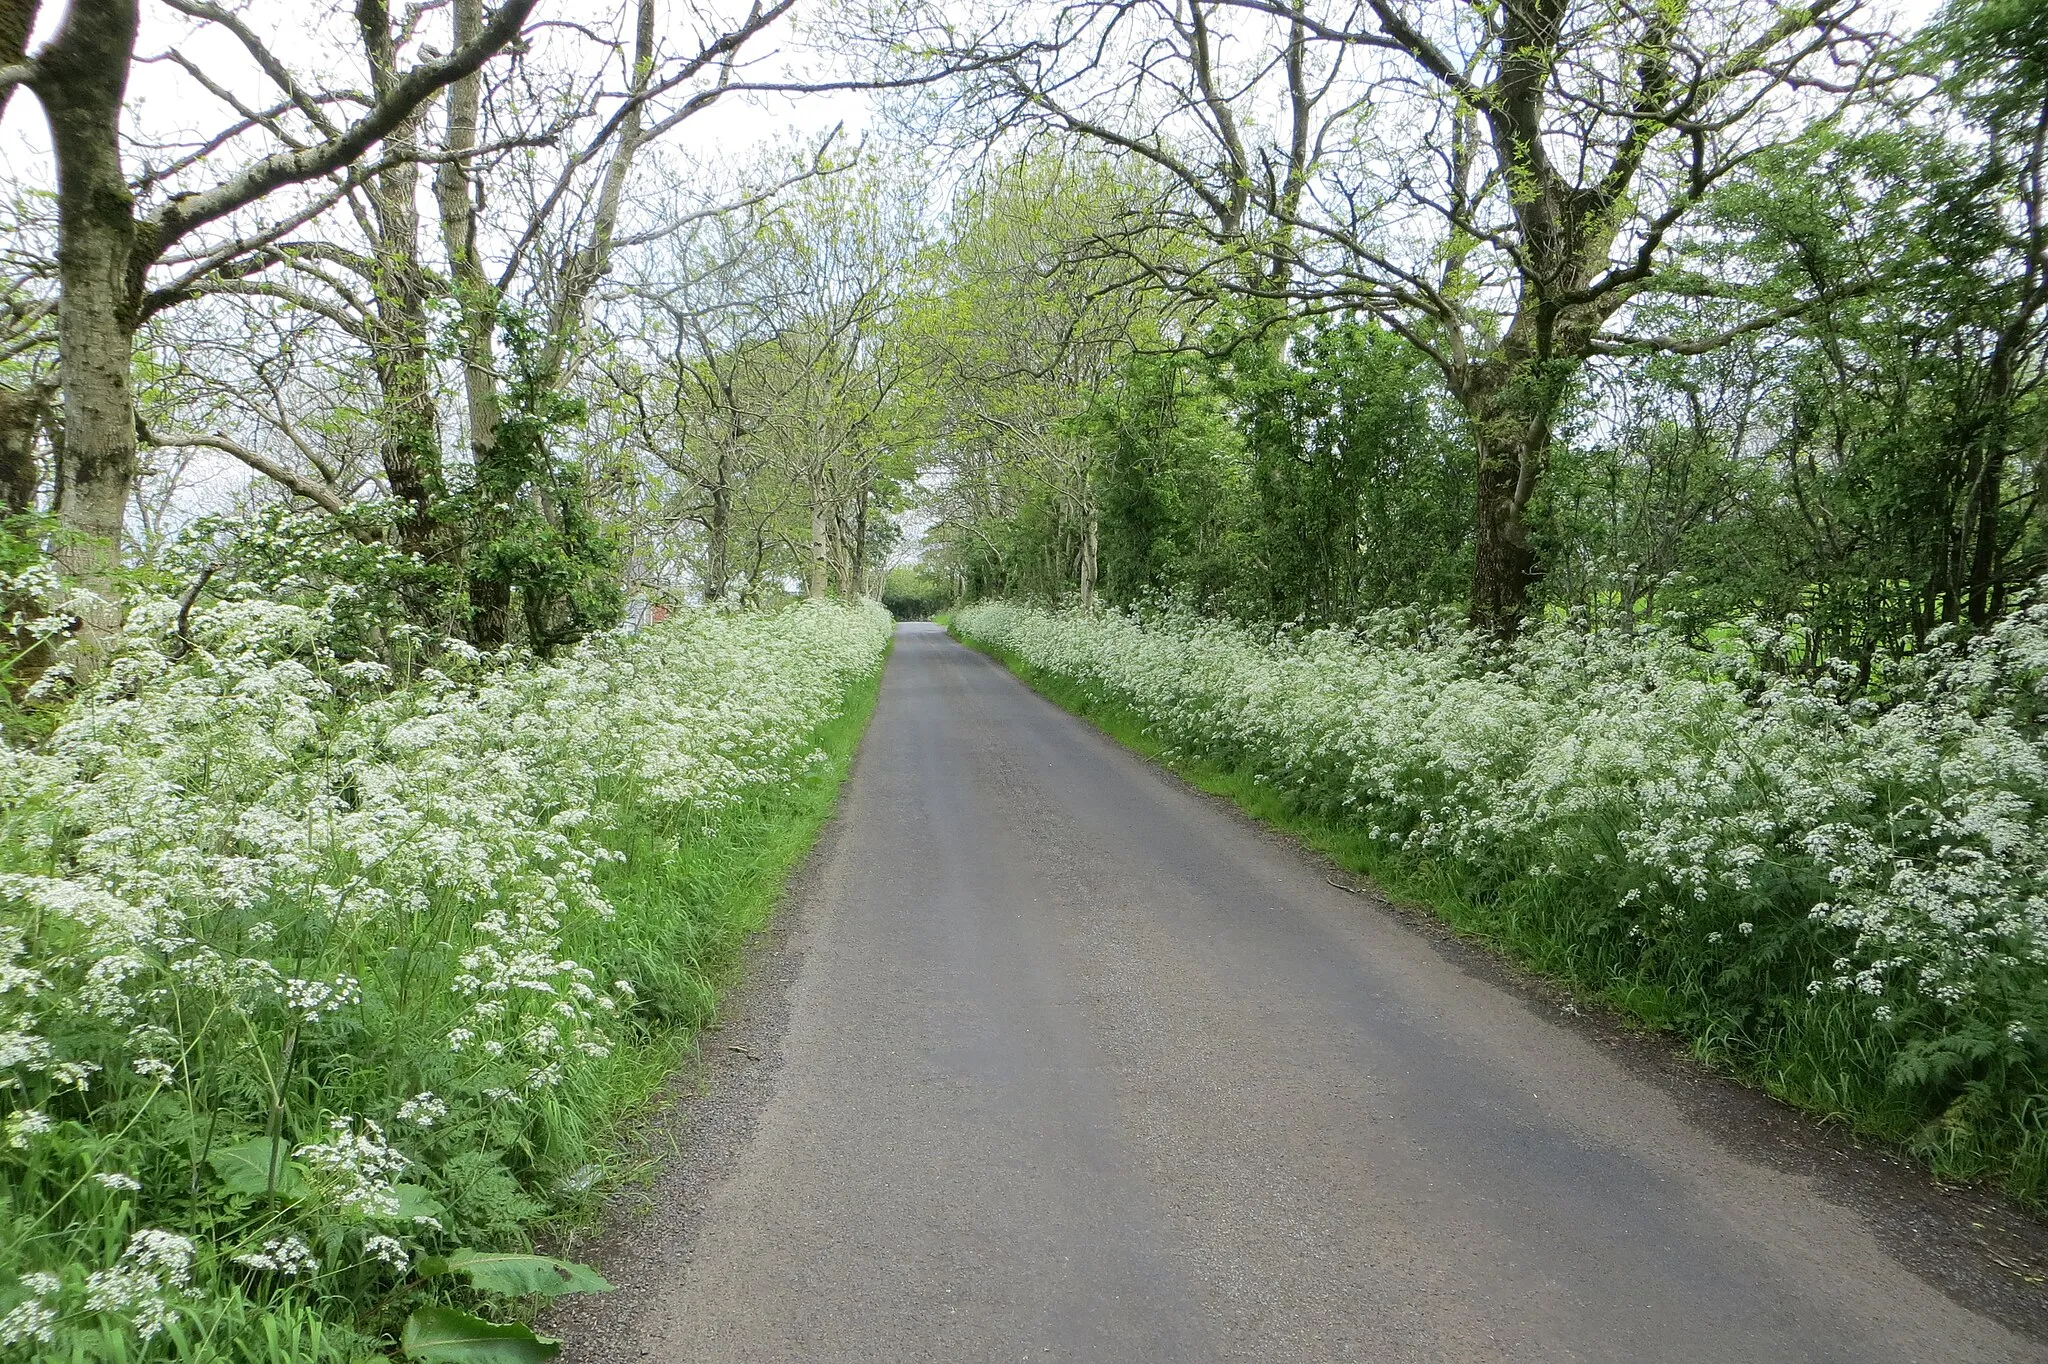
[389,1183,445,1223]
[444,1250,613,1298]
[207,1137,306,1198]
[401,1306,559,1363]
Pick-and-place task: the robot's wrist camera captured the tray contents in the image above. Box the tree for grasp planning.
[899,0,1879,632]
[10,0,539,631]
[909,154,1169,607]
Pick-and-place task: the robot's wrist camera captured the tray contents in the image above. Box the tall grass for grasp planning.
[0,597,890,1359]
[954,600,2048,1205]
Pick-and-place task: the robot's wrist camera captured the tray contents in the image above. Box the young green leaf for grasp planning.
[387,1182,446,1223]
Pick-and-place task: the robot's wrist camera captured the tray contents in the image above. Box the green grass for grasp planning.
[551,651,887,1205]
[950,627,2048,1205]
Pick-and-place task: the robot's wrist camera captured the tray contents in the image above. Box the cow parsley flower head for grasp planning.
[279,975,360,1023]
[4,1109,51,1148]
[233,1235,317,1278]
[396,1092,447,1128]
[0,1298,54,1348]
[362,1234,409,1273]
[296,1115,407,1217]
[84,1229,197,1341]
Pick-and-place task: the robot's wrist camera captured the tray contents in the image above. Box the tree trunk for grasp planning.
[849,479,870,598]
[1078,488,1099,613]
[0,2,40,123]
[703,447,730,602]
[808,494,830,600]
[832,509,856,599]
[1963,323,2028,628]
[438,0,510,645]
[0,384,57,698]
[37,0,141,636]
[1462,362,1559,639]
[359,4,446,562]
[0,385,40,515]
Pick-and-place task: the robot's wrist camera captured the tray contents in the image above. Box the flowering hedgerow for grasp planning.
[956,599,2048,1198]
[0,593,890,1357]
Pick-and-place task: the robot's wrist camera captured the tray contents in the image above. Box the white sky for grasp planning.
[1,1,870,182]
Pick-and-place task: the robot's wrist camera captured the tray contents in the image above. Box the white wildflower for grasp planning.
[5,1110,52,1148]
[85,1229,196,1341]
[232,1235,318,1278]
[0,1298,54,1347]
[296,1116,407,1217]
[279,975,361,1023]
[361,1234,409,1273]
[49,1060,99,1091]
[396,1092,447,1128]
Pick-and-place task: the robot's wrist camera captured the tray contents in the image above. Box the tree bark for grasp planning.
[1461,361,1559,638]
[0,1,39,123]
[36,0,141,633]
[0,382,56,698]
[1078,485,1099,613]
[808,494,830,600]
[438,0,511,645]
[358,0,447,561]
[848,478,870,598]
[0,385,41,515]
[703,445,730,602]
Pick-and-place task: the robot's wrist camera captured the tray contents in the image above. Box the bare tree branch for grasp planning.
[140,424,348,512]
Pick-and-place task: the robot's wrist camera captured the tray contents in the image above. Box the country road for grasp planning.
[563,621,2043,1363]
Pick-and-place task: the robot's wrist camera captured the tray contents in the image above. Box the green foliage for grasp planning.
[880,566,948,620]
[423,1252,610,1299]
[1237,322,1470,622]
[396,1250,610,1361]
[464,315,627,653]
[0,513,68,734]
[1091,353,1248,609]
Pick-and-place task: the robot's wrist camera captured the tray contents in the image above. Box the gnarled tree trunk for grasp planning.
[1460,356,1564,638]
[703,446,731,603]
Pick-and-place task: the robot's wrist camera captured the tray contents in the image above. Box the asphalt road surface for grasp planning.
[593,622,2039,1362]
